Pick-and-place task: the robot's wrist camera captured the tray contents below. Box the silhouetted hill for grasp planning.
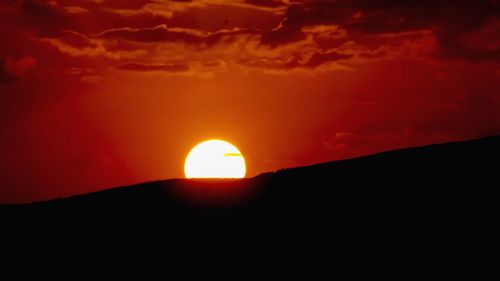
[2,136,498,223]
[2,136,497,268]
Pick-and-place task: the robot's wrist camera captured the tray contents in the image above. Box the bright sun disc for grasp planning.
[184,140,246,179]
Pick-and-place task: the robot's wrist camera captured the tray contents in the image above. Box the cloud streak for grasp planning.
[117,62,190,72]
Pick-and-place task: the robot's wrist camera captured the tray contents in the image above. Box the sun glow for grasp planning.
[184,140,246,179]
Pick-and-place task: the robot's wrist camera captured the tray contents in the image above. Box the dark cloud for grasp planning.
[306,52,353,68]
[4,0,500,74]
[20,0,76,36]
[260,0,500,61]
[260,20,306,47]
[0,58,18,84]
[100,25,204,44]
[358,50,386,59]
[200,59,226,68]
[99,24,258,46]
[440,17,500,61]
[0,56,37,84]
[245,0,287,8]
[285,52,353,68]
[59,30,97,49]
[240,51,352,71]
[116,62,190,72]
[460,19,500,52]
[260,2,351,47]
[93,0,153,9]
[18,0,175,37]
[116,60,228,74]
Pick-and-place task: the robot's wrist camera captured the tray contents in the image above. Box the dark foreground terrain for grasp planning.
[2,136,497,222]
[1,136,497,269]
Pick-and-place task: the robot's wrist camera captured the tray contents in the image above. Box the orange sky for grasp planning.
[1,0,500,203]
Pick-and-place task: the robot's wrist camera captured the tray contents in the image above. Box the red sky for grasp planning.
[1,0,500,203]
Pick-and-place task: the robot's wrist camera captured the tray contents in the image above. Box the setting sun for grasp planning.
[184,140,246,179]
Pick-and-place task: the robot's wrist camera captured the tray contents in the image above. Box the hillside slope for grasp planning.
[3,136,497,222]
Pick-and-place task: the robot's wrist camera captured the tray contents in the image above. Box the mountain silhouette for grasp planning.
[2,136,497,222]
[2,136,497,268]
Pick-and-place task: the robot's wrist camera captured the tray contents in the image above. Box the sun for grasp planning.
[184,140,246,179]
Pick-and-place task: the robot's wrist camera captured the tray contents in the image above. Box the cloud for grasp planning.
[116,62,191,72]
[63,6,89,14]
[101,0,288,27]
[20,0,77,36]
[245,0,287,8]
[103,2,175,19]
[115,59,228,76]
[0,58,18,84]
[455,18,500,61]
[0,56,37,84]
[5,0,499,78]
[80,75,103,84]
[257,0,500,62]
[99,24,205,44]
[238,51,353,73]
[460,19,500,52]
[99,24,258,46]
[170,0,289,14]
[41,31,148,60]
[260,18,307,47]
[59,30,97,49]
[287,52,353,68]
